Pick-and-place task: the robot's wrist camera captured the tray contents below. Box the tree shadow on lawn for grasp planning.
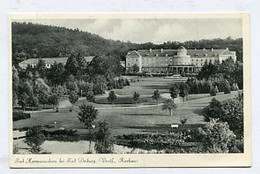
[192,108,204,116]
[143,85,172,90]
[122,113,169,116]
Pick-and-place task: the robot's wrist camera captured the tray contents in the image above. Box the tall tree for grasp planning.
[68,91,79,112]
[48,62,65,86]
[37,59,47,78]
[170,84,180,100]
[75,53,87,77]
[65,53,78,76]
[18,93,29,111]
[78,103,98,133]
[95,121,114,154]
[77,103,98,153]
[18,81,33,111]
[12,66,19,107]
[48,93,59,111]
[179,83,189,102]
[162,99,177,116]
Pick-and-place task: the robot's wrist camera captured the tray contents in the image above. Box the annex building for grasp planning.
[18,56,94,69]
[125,46,237,74]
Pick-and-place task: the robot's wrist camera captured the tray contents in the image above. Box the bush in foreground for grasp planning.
[13,111,31,121]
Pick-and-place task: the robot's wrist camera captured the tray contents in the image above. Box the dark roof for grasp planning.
[187,49,226,57]
[127,48,234,58]
[19,56,94,65]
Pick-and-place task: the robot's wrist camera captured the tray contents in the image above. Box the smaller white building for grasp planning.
[18,56,94,69]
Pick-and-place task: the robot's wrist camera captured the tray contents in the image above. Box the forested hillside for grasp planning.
[12,22,130,64]
[12,22,243,65]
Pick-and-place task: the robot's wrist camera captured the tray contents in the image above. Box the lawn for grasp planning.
[112,77,187,95]
[13,91,239,137]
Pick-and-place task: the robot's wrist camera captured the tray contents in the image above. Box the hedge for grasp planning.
[13,111,31,121]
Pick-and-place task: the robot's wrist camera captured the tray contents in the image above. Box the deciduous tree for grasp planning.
[78,103,98,133]
[162,99,177,116]
[69,91,79,112]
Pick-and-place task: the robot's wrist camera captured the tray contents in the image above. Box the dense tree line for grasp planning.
[12,51,129,112]
[12,22,243,66]
[197,58,243,89]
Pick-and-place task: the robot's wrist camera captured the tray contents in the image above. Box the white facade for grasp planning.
[126,47,237,74]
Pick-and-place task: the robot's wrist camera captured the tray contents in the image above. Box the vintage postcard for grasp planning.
[9,12,251,168]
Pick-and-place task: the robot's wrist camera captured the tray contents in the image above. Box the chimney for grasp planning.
[161,48,164,53]
[149,48,152,52]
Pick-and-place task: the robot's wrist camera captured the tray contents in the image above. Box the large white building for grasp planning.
[126,46,237,74]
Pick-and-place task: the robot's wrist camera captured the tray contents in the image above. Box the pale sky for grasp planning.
[14,18,242,44]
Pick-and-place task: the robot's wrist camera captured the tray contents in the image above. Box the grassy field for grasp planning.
[112,77,187,95]
[13,90,239,136]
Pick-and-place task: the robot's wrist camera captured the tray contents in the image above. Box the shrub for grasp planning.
[210,86,219,96]
[219,79,231,94]
[13,111,31,121]
[203,95,244,138]
[197,119,236,153]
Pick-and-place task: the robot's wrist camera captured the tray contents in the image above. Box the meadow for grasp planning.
[13,75,239,137]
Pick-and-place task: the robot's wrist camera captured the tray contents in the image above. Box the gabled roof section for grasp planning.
[219,49,236,56]
[127,50,142,58]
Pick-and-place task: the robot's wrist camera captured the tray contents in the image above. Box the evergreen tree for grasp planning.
[24,127,45,154]
[65,53,78,76]
[133,92,140,107]
[107,91,117,108]
[95,121,114,154]
[152,90,161,105]
[37,59,47,78]
[48,62,65,86]
[170,84,180,100]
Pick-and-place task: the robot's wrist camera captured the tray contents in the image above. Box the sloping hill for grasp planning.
[12,22,130,64]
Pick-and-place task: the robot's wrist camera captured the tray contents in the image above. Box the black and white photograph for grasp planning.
[9,13,250,167]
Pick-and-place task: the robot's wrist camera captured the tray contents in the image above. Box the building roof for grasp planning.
[19,56,94,65]
[127,48,234,58]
